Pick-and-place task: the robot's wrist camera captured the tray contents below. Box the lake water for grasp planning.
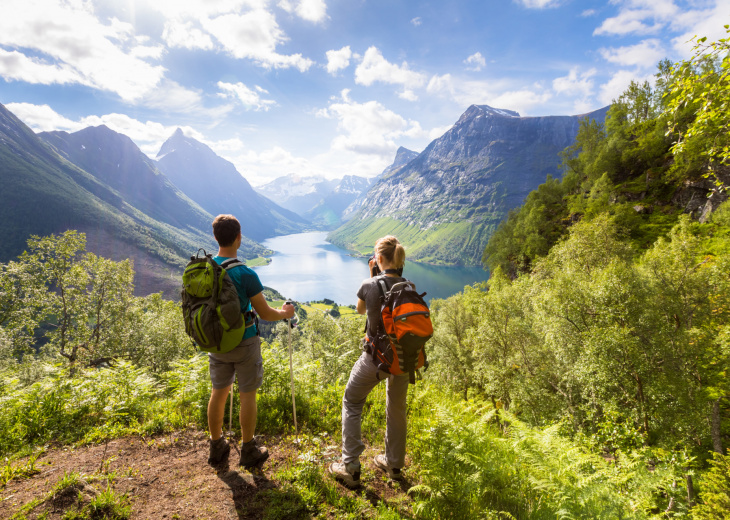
[252,232,490,305]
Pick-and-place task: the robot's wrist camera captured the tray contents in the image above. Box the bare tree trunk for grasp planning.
[711,398,724,454]
[686,474,695,509]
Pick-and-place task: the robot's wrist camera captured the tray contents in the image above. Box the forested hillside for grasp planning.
[0,30,729,520]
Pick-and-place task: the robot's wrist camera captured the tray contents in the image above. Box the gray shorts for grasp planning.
[208,336,263,392]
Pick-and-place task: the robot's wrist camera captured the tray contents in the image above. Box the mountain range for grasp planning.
[1,99,611,295]
[328,104,610,266]
[0,104,303,296]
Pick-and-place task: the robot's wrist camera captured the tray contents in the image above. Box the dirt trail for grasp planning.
[0,429,411,519]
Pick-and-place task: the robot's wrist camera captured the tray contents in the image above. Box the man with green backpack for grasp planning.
[186,214,294,469]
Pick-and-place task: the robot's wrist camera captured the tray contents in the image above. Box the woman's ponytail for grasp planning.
[375,235,405,268]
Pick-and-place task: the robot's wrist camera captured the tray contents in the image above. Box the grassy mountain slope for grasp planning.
[329,105,608,266]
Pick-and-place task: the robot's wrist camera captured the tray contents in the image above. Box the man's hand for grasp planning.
[282,302,295,319]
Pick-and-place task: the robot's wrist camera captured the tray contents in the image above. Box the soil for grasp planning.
[0,429,413,519]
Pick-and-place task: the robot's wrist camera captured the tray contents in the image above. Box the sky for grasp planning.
[1,0,728,186]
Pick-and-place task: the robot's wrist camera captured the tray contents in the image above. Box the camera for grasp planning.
[368,255,381,276]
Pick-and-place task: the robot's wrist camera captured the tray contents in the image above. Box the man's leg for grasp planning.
[239,389,257,443]
[208,385,232,440]
[207,385,232,465]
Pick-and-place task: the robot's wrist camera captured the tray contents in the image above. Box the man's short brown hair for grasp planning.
[212,214,240,247]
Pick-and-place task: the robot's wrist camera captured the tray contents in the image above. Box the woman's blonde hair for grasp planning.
[375,235,405,268]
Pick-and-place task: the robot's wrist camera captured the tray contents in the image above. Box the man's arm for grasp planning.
[250,292,295,322]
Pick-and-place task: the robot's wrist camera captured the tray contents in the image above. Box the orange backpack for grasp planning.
[366,277,433,384]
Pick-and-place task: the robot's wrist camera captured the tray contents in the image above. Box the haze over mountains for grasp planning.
[1,100,609,295]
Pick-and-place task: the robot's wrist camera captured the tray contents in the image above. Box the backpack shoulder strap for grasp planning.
[376,277,390,301]
[221,258,244,270]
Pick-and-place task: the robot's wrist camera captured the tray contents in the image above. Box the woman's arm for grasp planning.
[356,298,366,315]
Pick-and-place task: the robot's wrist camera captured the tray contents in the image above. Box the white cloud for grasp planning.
[464,52,486,71]
[599,39,666,69]
[593,0,681,36]
[355,47,426,92]
[150,0,315,71]
[317,90,425,157]
[149,0,267,20]
[552,67,596,96]
[411,17,422,26]
[670,1,730,57]
[427,73,553,115]
[0,0,166,102]
[6,102,83,132]
[398,89,419,101]
[514,0,562,8]
[429,124,453,140]
[6,101,205,152]
[0,48,83,86]
[5,102,257,169]
[490,89,552,115]
[326,46,352,75]
[231,145,314,185]
[162,20,215,50]
[581,9,597,17]
[217,81,276,111]
[598,69,654,105]
[202,10,313,71]
[278,0,328,22]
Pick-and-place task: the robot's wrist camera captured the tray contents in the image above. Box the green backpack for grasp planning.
[181,249,247,353]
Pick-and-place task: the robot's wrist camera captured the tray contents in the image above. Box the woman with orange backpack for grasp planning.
[328,235,413,488]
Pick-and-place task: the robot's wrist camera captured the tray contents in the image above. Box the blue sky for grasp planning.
[1,0,727,185]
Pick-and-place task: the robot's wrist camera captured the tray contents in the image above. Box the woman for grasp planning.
[329,235,410,488]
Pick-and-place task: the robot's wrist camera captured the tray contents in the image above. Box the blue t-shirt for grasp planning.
[213,256,264,340]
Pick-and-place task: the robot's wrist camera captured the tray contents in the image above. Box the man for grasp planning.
[207,214,294,468]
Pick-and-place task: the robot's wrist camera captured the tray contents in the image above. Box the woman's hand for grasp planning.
[368,256,379,277]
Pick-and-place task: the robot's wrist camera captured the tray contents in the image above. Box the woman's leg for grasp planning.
[384,373,409,468]
[341,352,381,465]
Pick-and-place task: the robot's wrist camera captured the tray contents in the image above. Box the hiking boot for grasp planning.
[373,454,403,480]
[239,437,269,469]
[328,461,361,489]
[208,437,230,466]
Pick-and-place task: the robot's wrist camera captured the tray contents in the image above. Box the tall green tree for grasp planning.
[666,26,730,190]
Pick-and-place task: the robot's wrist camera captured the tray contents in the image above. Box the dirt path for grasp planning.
[0,429,413,519]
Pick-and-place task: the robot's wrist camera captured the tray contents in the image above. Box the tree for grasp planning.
[429,288,481,400]
[666,26,730,191]
[2,232,137,367]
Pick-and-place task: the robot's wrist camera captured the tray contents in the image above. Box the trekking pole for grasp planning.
[285,300,299,437]
[228,387,233,440]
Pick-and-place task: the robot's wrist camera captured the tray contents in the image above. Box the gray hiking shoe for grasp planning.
[208,437,230,466]
[239,437,269,469]
[373,454,403,480]
[328,461,361,488]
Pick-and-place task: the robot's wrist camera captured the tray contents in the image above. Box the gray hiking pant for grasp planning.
[341,351,409,469]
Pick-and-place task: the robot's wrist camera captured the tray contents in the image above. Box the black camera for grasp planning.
[368,255,381,276]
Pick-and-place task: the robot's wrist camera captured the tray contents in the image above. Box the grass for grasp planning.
[246,256,272,267]
[8,470,131,520]
[1,454,43,488]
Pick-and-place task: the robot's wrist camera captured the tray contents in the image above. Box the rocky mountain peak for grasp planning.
[456,105,520,125]
[156,128,207,159]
